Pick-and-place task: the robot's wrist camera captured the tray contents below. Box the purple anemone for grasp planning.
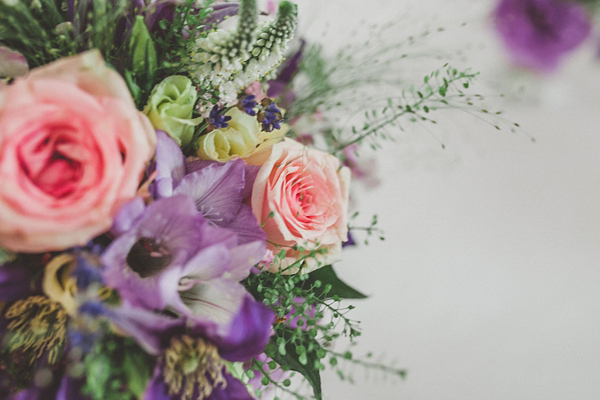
[103,195,266,331]
[88,295,274,400]
[493,0,592,72]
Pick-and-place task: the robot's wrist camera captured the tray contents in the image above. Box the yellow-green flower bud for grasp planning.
[196,107,287,161]
[144,75,200,146]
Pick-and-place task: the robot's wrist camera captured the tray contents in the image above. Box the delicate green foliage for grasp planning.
[129,15,157,89]
[268,327,322,399]
[280,21,522,154]
[153,0,215,75]
[0,0,127,68]
[329,64,482,153]
[0,247,16,264]
[244,260,367,398]
[82,333,155,400]
[328,348,407,385]
[348,213,385,245]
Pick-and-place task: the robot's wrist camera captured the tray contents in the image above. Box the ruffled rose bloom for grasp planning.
[248,138,350,273]
[0,50,156,252]
[143,75,199,147]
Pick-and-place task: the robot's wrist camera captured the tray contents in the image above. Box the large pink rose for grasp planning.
[0,50,156,252]
[249,138,350,273]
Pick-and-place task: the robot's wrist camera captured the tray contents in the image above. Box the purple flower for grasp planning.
[103,196,266,330]
[240,95,258,116]
[94,296,274,400]
[494,0,592,71]
[150,131,265,245]
[209,105,232,129]
[258,101,283,132]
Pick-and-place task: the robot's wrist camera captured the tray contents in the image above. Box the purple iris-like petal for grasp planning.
[153,131,186,198]
[142,369,171,400]
[207,371,253,400]
[151,135,266,249]
[265,80,286,99]
[215,296,275,362]
[184,158,215,174]
[111,196,146,236]
[185,160,259,202]
[221,205,267,246]
[267,39,305,98]
[494,0,591,71]
[242,165,260,199]
[144,0,177,32]
[55,375,91,400]
[276,38,306,85]
[173,160,246,226]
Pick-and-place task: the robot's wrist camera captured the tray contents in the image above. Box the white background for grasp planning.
[287,0,600,399]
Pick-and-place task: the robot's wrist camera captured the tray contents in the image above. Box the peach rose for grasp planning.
[0,50,156,252]
[249,138,351,273]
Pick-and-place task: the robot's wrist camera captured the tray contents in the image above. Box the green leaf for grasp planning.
[304,265,367,299]
[129,15,157,93]
[268,328,322,400]
[0,247,16,264]
[123,351,153,397]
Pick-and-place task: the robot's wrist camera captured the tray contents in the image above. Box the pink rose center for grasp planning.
[282,165,333,234]
[17,125,93,199]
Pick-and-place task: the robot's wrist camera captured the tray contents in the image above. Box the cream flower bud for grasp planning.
[144,75,200,147]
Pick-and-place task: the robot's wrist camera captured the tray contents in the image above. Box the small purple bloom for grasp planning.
[240,95,258,116]
[259,101,283,132]
[209,105,232,129]
[494,0,592,71]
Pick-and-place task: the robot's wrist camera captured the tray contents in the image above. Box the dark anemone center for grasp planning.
[525,4,557,38]
[126,237,173,278]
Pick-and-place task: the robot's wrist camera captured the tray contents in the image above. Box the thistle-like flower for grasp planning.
[189,0,298,98]
[190,0,258,89]
[239,1,298,85]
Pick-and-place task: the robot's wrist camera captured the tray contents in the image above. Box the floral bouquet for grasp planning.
[0,0,501,398]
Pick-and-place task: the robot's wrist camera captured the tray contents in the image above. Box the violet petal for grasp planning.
[207,371,253,400]
[153,131,186,198]
[217,296,275,362]
[221,204,267,246]
[173,160,246,226]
